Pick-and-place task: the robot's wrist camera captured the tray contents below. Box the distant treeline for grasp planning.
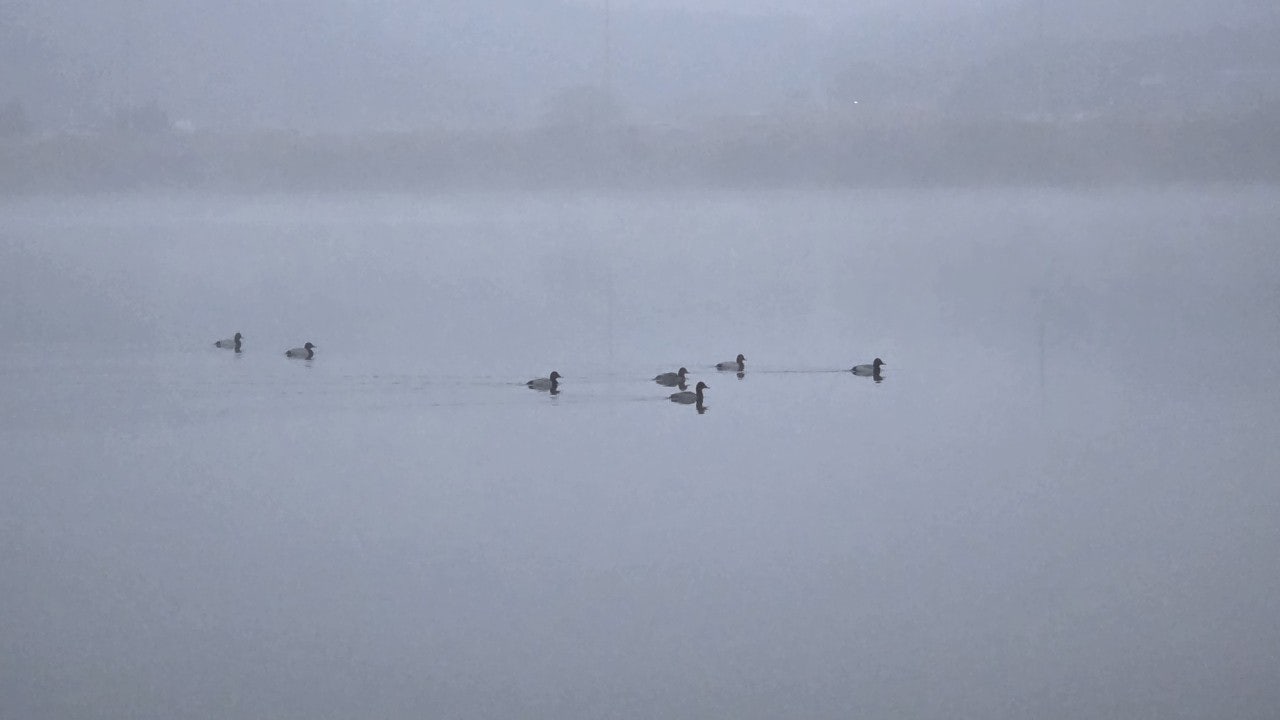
[3,112,1278,193]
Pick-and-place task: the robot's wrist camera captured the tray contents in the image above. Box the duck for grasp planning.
[285,342,316,359]
[526,371,561,392]
[214,332,243,351]
[851,358,885,376]
[669,381,709,405]
[654,367,689,387]
[715,354,746,372]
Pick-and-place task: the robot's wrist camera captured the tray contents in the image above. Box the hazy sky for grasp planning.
[2,0,1278,132]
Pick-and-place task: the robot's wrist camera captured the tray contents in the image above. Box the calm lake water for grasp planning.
[2,188,1279,719]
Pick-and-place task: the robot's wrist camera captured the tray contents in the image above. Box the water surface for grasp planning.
[2,188,1278,719]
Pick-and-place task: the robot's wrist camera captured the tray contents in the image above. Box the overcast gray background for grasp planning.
[3,2,1280,719]
[4,0,1278,130]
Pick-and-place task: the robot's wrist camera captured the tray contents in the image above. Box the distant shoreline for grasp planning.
[3,113,1278,193]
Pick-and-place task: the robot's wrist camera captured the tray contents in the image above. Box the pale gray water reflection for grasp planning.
[2,188,1279,719]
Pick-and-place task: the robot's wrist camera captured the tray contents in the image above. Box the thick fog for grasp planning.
[3,0,1279,188]
[3,3,1280,720]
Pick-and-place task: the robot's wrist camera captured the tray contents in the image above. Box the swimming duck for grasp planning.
[527,371,561,392]
[654,367,689,387]
[715,354,746,372]
[285,342,316,359]
[669,381,709,405]
[851,358,885,376]
[214,332,243,351]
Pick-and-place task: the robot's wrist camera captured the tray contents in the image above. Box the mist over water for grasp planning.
[5,0,1280,716]
[3,188,1279,719]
